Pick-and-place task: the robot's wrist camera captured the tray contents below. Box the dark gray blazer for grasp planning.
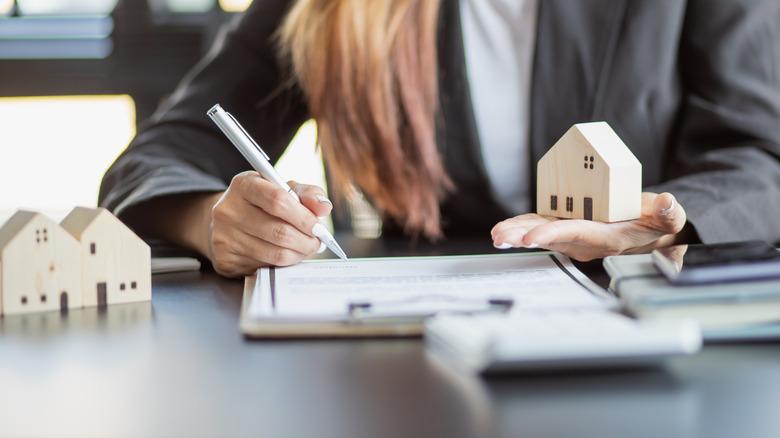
[99,0,780,245]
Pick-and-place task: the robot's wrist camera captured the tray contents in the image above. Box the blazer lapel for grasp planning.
[436,0,511,227]
[434,0,627,223]
[529,0,628,165]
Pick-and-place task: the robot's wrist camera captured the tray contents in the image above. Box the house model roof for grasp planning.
[0,211,46,251]
[572,122,640,168]
[60,206,104,238]
[60,206,122,239]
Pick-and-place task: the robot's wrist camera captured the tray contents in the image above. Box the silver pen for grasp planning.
[207,103,348,261]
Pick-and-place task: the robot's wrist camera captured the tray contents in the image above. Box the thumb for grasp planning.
[651,192,686,234]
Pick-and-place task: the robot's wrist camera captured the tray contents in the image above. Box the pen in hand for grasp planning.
[207,104,348,261]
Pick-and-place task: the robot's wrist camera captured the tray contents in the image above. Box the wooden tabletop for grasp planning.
[1,235,779,438]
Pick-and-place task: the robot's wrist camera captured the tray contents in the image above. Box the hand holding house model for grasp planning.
[0,207,151,316]
[537,121,642,222]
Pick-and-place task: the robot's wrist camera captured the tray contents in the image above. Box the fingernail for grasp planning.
[526,243,540,249]
[317,242,327,253]
[312,223,328,238]
[315,195,333,206]
[495,242,513,250]
[661,199,676,215]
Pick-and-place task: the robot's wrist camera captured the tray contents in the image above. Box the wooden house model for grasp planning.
[0,211,83,315]
[537,122,642,222]
[60,207,151,308]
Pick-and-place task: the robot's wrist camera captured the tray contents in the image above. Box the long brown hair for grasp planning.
[277,0,451,239]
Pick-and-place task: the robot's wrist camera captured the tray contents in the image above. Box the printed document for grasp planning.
[248,252,614,321]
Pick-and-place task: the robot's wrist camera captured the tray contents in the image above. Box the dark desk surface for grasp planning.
[2,236,780,438]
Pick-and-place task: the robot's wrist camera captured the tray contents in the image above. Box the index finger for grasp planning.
[290,180,333,218]
[238,173,321,237]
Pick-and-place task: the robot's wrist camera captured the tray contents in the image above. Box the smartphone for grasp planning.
[651,240,780,285]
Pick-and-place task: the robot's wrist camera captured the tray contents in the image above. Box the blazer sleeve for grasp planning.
[98,0,308,222]
[645,0,780,244]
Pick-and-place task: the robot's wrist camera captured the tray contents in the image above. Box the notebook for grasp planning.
[603,253,780,341]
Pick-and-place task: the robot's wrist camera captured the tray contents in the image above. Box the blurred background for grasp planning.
[0,0,340,232]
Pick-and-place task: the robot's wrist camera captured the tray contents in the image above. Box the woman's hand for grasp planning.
[491,192,688,261]
[208,172,333,277]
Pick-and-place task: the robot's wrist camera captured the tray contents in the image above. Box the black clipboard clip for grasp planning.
[347,296,514,321]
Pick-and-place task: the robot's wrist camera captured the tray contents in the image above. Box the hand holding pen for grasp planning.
[206,104,347,275]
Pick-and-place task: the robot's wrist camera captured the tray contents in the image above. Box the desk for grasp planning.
[1,236,780,438]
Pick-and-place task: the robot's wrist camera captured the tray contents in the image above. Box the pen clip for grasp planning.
[226,111,270,161]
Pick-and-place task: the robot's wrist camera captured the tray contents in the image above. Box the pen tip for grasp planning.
[333,247,348,261]
[321,235,348,261]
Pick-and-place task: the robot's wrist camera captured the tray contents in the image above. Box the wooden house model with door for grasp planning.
[60,207,151,308]
[537,121,642,222]
[0,211,83,315]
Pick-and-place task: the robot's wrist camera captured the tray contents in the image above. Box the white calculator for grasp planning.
[424,310,702,374]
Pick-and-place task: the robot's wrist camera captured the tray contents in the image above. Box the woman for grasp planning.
[99,0,780,277]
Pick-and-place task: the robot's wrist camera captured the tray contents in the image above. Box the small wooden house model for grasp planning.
[0,211,82,315]
[60,207,151,308]
[537,122,641,222]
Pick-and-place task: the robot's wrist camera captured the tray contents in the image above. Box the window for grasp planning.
[1,0,13,15]
[0,95,135,224]
[218,0,252,12]
[566,196,574,212]
[584,155,594,170]
[2,1,118,60]
[34,228,48,243]
[148,0,215,14]
[17,0,118,15]
[550,195,558,211]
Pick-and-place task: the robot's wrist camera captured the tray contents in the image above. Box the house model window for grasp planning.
[537,121,641,222]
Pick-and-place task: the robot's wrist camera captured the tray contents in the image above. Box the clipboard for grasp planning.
[239,253,613,339]
[240,272,439,338]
